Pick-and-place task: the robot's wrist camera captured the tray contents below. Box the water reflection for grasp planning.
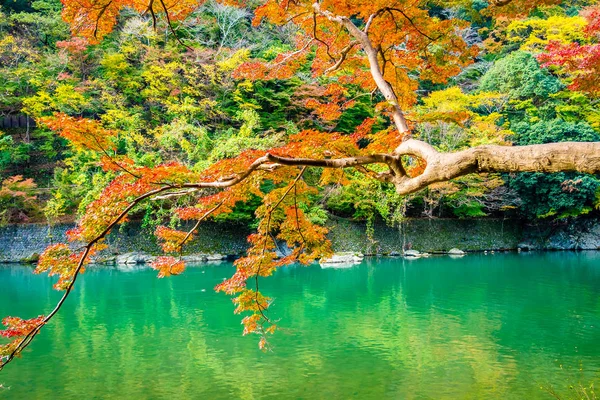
[1,252,599,399]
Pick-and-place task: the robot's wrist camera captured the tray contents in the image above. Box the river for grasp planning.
[1,252,599,399]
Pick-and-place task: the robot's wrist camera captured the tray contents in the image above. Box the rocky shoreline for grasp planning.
[0,217,598,264]
[91,251,229,265]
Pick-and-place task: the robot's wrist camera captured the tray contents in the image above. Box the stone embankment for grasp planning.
[0,216,598,264]
[0,222,249,264]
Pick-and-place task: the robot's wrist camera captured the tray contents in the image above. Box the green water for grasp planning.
[1,253,599,399]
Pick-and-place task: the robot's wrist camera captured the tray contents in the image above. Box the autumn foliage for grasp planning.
[538,6,600,96]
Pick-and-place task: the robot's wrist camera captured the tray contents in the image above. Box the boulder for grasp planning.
[403,250,421,258]
[320,252,364,267]
[274,243,292,258]
[517,242,536,251]
[181,255,206,263]
[448,248,465,256]
[576,223,600,249]
[92,255,117,265]
[116,252,154,265]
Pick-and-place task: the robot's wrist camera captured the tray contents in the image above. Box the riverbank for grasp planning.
[1,216,599,264]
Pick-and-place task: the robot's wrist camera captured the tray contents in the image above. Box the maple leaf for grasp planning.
[150,256,186,278]
[0,316,46,364]
[40,113,117,152]
[0,316,45,339]
[155,226,190,253]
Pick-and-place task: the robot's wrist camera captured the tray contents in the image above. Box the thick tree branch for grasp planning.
[265,153,395,168]
[392,139,600,195]
[312,2,410,134]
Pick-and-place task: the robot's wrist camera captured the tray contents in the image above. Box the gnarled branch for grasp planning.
[392,139,600,195]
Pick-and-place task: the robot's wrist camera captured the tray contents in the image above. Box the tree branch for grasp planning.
[324,41,358,74]
[392,139,600,195]
[312,2,410,134]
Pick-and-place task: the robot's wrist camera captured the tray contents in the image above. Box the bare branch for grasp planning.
[385,8,438,42]
[158,0,192,50]
[324,41,358,74]
[364,9,386,34]
[152,188,199,200]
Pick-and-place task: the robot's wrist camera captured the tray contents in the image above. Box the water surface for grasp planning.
[1,253,599,399]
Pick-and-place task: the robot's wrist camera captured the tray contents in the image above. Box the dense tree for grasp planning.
[2,0,600,369]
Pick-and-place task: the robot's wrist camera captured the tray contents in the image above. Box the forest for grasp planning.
[2,0,600,228]
[1,0,600,369]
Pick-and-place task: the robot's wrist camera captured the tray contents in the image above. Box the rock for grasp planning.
[274,243,292,258]
[21,252,40,264]
[448,248,465,256]
[403,250,421,258]
[576,223,600,249]
[421,252,431,258]
[206,253,225,261]
[182,255,207,263]
[320,252,364,267]
[517,242,536,251]
[389,251,402,257]
[91,255,116,264]
[116,252,154,265]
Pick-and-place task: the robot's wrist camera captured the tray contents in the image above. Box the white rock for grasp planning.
[448,248,465,256]
[206,253,225,261]
[116,252,154,265]
[182,255,207,263]
[517,242,535,251]
[320,252,364,266]
[90,255,116,264]
[403,250,421,258]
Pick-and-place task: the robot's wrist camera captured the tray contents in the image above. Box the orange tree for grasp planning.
[2,0,600,369]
